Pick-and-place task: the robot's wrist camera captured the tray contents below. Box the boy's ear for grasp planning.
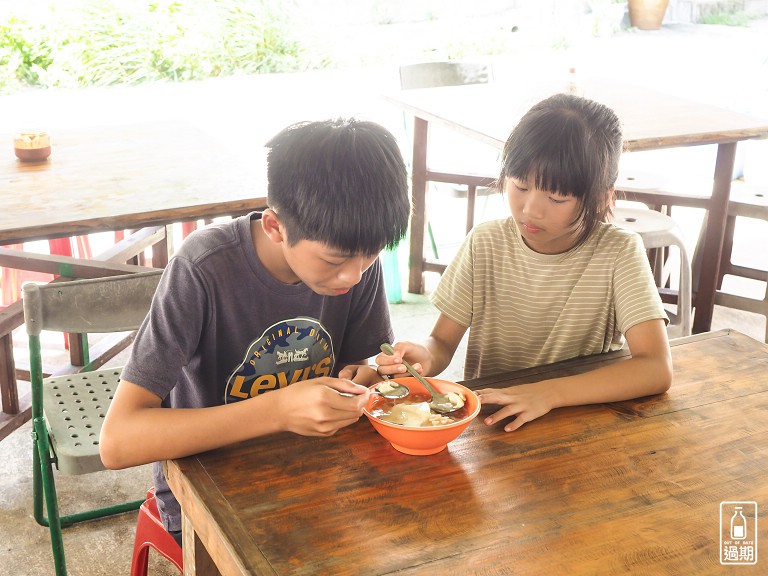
[261,209,286,244]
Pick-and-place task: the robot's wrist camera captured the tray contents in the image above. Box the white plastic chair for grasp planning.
[612,206,693,337]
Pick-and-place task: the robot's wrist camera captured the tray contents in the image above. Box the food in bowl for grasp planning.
[371,391,469,427]
[363,376,480,455]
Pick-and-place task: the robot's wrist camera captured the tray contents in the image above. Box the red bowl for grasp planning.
[363,376,480,455]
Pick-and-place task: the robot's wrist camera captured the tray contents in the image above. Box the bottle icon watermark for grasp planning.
[720,501,758,565]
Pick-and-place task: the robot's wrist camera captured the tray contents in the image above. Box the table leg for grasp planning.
[67,333,88,366]
[152,228,171,268]
[692,142,737,333]
[408,117,429,294]
[0,333,18,415]
[182,513,222,576]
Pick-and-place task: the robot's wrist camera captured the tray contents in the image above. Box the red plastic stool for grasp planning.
[130,488,183,576]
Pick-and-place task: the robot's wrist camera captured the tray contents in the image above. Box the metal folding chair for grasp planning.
[22,270,163,576]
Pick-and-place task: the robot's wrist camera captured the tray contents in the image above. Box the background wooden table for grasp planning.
[385,78,768,334]
[166,329,768,575]
[0,121,268,439]
[0,121,267,244]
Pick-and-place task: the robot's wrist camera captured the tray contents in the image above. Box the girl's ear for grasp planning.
[608,187,616,208]
[261,209,286,244]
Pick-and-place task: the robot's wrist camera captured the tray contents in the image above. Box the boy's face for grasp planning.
[282,240,379,296]
[258,209,380,296]
[505,177,581,255]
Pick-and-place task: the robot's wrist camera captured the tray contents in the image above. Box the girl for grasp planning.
[377,93,672,432]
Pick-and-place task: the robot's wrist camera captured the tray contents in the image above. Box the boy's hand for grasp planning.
[476,384,556,432]
[375,341,429,378]
[270,378,371,437]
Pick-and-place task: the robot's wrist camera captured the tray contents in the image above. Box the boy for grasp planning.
[100,118,411,543]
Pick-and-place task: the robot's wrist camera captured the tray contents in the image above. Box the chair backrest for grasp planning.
[399,60,493,90]
[23,270,163,337]
[611,206,692,337]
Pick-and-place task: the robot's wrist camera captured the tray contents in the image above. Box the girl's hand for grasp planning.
[476,384,556,432]
[374,341,430,378]
[338,363,380,386]
[270,378,371,437]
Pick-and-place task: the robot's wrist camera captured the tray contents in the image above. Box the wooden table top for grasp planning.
[0,121,267,244]
[165,329,768,575]
[384,77,768,152]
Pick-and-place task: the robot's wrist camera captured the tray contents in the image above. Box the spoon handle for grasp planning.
[380,343,438,397]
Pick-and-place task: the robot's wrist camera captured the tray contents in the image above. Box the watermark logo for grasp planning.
[720,501,758,565]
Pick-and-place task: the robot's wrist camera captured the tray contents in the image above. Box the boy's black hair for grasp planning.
[500,93,623,246]
[265,118,410,255]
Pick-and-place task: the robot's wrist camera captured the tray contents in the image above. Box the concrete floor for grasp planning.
[2,12,768,576]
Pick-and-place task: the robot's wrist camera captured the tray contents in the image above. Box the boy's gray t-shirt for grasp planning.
[120,212,394,532]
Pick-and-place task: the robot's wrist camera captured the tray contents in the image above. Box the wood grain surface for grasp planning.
[166,329,768,575]
[0,121,267,243]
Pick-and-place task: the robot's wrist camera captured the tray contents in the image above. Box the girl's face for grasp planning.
[505,176,582,255]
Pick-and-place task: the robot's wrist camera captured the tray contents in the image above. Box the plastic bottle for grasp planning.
[565,67,582,96]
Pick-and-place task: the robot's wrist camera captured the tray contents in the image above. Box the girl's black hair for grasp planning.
[266,118,410,255]
[500,93,623,246]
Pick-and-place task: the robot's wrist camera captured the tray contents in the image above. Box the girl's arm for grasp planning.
[478,318,672,432]
[376,313,468,378]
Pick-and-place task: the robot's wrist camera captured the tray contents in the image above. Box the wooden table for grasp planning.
[165,329,768,575]
[0,121,268,439]
[0,121,267,244]
[385,78,768,334]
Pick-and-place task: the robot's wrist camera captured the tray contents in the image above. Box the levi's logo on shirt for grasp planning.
[224,317,335,402]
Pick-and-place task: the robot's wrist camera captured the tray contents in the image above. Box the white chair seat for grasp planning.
[611,206,693,338]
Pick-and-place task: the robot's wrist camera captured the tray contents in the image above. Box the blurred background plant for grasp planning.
[0,0,314,94]
[0,14,54,92]
[1,0,764,95]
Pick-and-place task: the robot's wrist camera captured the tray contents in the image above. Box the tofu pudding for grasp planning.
[371,392,470,427]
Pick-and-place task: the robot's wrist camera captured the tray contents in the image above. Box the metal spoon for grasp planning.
[372,380,410,399]
[339,379,410,399]
[379,343,458,413]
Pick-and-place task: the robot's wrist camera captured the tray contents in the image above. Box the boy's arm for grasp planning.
[478,318,672,432]
[99,376,371,469]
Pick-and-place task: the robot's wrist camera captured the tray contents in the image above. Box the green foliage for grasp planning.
[0,15,54,92]
[0,0,314,93]
[445,26,521,60]
[698,10,753,26]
